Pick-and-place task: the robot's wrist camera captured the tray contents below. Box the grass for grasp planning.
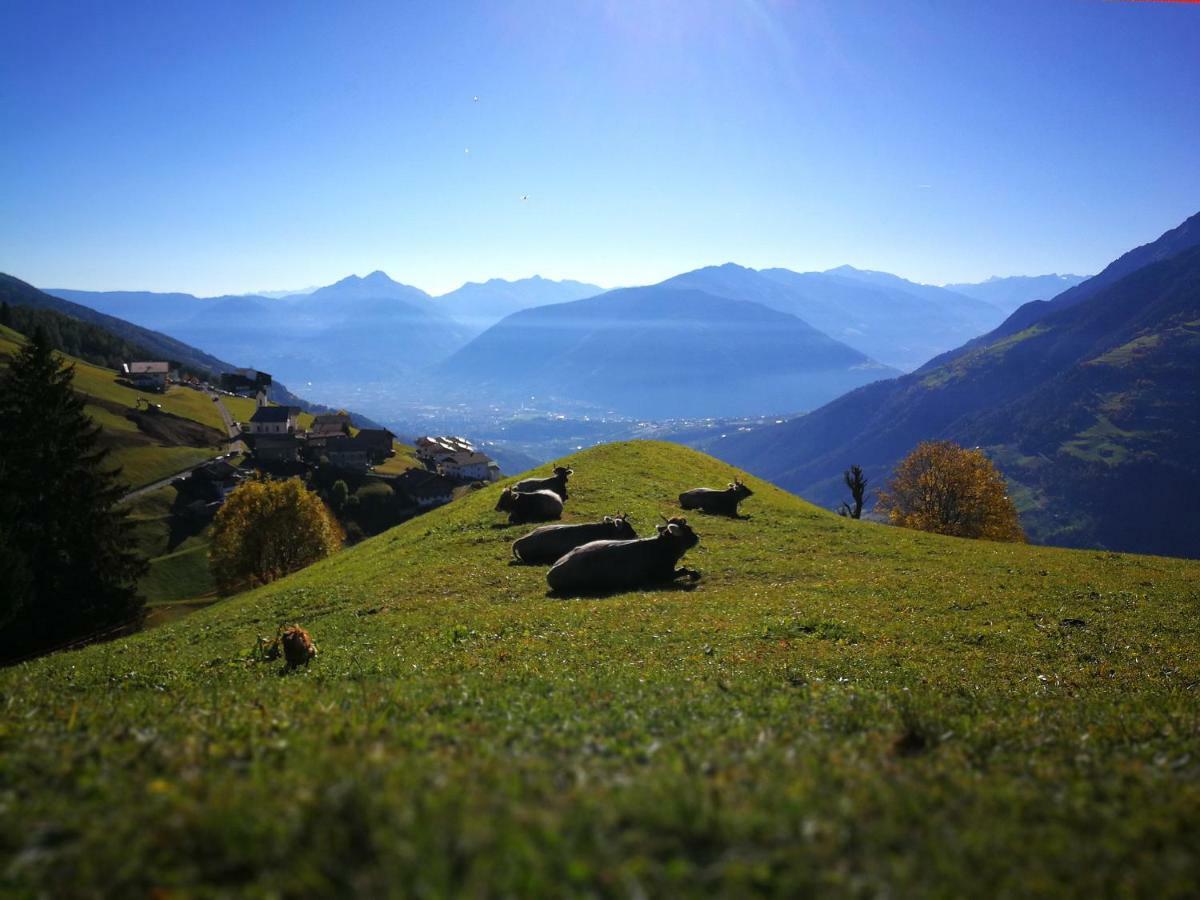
[372,440,422,475]
[1059,414,1148,467]
[125,484,217,605]
[1,440,1197,896]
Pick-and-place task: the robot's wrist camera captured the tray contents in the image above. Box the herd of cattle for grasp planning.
[494,466,754,594]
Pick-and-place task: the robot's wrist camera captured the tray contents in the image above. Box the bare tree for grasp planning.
[838,464,869,519]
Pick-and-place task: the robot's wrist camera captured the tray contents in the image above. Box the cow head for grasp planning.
[729,480,754,500]
[496,487,516,511]
[554,466,573,479]
[604,513,637,539]
[656,516,699,550]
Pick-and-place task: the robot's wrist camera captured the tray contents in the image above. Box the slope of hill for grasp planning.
[711,217,1200,558]
[437,286,896,418]
[1,440,1197,895]
[986,210,1200,342]
[945,273,1088,314]
[437,275,605,336]
[662,264,1006,371]
[3,274,237,378]
[0,324,231,489]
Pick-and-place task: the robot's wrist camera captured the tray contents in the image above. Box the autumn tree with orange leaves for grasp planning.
[876,441,1025,542]
[210,477,343,594]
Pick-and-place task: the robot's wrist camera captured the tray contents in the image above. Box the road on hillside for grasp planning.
[117,391,245,504]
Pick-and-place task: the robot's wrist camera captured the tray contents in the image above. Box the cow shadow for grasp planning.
[546,579,702,600]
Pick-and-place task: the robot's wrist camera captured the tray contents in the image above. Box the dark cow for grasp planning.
[546,517,700,594]
[495,487,564,524]
[511,514,637,565]
[679,480,753,517]
[513,465,573,501]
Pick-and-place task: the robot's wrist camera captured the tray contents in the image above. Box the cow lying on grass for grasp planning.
[546,517,700,594]
[496,487,564,524]
[679,480,753,517]
[514,466,573,501]
[511,514,637,564]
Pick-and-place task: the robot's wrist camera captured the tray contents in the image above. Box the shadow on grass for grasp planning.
[547,577,702,600]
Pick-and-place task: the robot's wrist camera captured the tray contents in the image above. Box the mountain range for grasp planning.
[709,211,1200,558]
[434,285,897,419]
[43,263,1072,416]
[945,274,1087,313]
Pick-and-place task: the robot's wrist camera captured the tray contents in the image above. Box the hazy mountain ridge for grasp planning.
[708,212,1200,558]
[658,263,1007,371]
[437,275,605,336]
[435,285,897,419]
[945,274,1088,313]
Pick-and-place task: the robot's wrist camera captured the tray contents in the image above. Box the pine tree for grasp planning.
[0,330,146,660]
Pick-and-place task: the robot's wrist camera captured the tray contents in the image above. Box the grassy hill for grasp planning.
[1,441,1196,896]
[0,324,230,489]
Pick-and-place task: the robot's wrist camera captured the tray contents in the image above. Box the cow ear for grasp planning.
[567,468,574,475]
[728,482,735,489]
[603,516,613,524]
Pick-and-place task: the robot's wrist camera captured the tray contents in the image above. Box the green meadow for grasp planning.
[1,441,1197,896]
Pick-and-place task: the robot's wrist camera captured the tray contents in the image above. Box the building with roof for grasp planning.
[355,428,396,463]
[394,469,456,509]
[122,361,171,391]
[437,450,494,482]
[310,412,352,437]
[247,405,299,435]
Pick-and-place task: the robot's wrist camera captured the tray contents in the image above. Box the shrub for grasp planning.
[876,440,1025,542]
[210,477,343,594]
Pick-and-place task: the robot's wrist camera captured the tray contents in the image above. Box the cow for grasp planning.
[513,466,573,501]
[495,487,564,524]
[546,517,701,594]
[678,480,753,517]
[511,514,637,565]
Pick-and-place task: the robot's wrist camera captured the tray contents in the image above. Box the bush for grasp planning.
[210,477,343,594]
[876,440,1025,542]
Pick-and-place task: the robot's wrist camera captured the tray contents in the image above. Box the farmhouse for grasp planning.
[122,361,170,391]
[323,434,371,472]
[355,428,396,463]
[253,434,301,463]
[247,405,299,435]
[310,412,352,437]
[394,469,456,509]
[219,368,271,396]
[415,435,500,482]
[437,450,494,482]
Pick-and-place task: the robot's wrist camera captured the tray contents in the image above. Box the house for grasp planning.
[310,412,352,437]
[186,459,244,501]
[438,450,493,482]
[355,428,396,463]
[323,434,371,472]
[122,361,170,391]
[220,368,272,396]
[415,435,475,463]
[394,469,456,509]
[252,434,301,463]
[247,405,299,435]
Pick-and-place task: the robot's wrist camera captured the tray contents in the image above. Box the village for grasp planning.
[121,358,502,536]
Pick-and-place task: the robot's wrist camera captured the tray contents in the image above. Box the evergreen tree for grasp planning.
[0,329,146,660]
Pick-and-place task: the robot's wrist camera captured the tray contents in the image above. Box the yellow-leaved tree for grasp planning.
[876,440,1025,542]
[210,477,343,594]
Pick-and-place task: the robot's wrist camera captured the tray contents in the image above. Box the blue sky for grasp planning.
[2,0,1198,296]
